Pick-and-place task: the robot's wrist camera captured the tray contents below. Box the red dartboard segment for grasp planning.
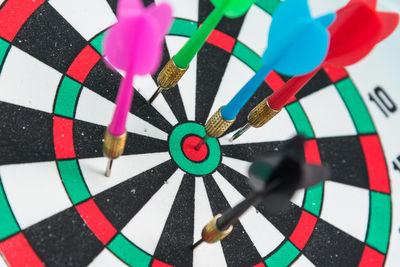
[289,211,317,250]
[75,199,117,245]
[151,259,174,267]
[359,245,385,267]
[206,28,236,53]
[0,233,44,266]
[323,64,348,83]
[0,0,44,42]
[359,135,390,194]
[253,262,266,267]
[53,116,76,159]
[265,71,285,91]
[182,136,209,162]
[304,139,322,165]
[66,45,101,83]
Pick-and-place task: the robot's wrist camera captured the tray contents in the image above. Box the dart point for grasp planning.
[103,128,127,177]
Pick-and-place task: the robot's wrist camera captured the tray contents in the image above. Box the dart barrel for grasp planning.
[157,57,188,90]
[103,128,127,159]
[248,98,280,128]
[205,107,236,138]
[202,214,233,243]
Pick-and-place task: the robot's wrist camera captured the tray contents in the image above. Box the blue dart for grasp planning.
[196,0,335,150]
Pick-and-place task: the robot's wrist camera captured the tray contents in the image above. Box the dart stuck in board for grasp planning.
[192,135,330,249]
[148,0,256,104]
[197,0,335,149]
[103,0,172,176]
[231,0,399,141]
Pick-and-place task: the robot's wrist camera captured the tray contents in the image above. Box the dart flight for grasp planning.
[192,135,329,249]
[231,0,399,141]
[103,0,172,176]
[148,0,256,104]
[196,0,335,149]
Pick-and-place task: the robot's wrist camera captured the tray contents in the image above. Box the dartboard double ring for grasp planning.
[0,0,398,266]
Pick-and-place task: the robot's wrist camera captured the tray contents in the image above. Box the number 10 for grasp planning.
[369,87,397,117]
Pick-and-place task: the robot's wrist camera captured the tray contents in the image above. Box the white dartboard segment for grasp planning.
[80,152,170,195]
[193,177,227,267]
[49,0,116,40]
[75,87,168,140]
[156,0,199,21]
[292,254,316,267]
[222,156,251,178]
[88,248,128,267]
[0,46,61,114]
[0,254,8,267]
[300,85,357,138]
[122,169,184,255]
[134,74,179,126]
[320,181,370,242]
[0,161,72,229]
[237,5,271,57]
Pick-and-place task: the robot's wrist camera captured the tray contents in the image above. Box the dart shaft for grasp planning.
[216,191,262,231]
[221,64,272,120]
[268,69,318,110]
[109,70,135,136]
[174,5,225,68]
[195,136,209,150]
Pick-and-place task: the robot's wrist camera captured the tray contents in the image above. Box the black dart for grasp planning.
[192,135,330,249]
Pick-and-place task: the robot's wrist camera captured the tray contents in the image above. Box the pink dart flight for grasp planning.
[104,0,172,136]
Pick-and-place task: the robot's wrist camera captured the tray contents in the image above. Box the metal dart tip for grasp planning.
[191,239,203,250]
[230,123,251,142]
[148,86,163,104]
[105,159,113,177]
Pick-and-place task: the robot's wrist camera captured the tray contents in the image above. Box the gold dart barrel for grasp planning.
[202,214,233,243]
[205,107,236,138]
[248,98,280,128]
[157,57,188,90]
[148,58,188,104]
[103,128,127,159]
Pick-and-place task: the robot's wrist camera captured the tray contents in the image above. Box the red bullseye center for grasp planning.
[182,136,208,162]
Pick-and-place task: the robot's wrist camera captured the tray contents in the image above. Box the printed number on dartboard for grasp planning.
[393,155,400,173]
[369,87,397,117]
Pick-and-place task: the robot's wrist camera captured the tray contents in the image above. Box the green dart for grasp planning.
[148,0,256,104]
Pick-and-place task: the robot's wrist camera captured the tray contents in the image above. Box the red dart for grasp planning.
[267,0,399,111]
[230,0,399,141]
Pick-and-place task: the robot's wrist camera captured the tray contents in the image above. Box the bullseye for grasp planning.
[182,135,208,162]
[169,123,221,175]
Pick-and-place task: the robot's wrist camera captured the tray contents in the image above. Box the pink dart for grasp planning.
[102,0,172,177]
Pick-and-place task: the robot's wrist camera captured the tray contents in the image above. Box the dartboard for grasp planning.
[0,0,399,266]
